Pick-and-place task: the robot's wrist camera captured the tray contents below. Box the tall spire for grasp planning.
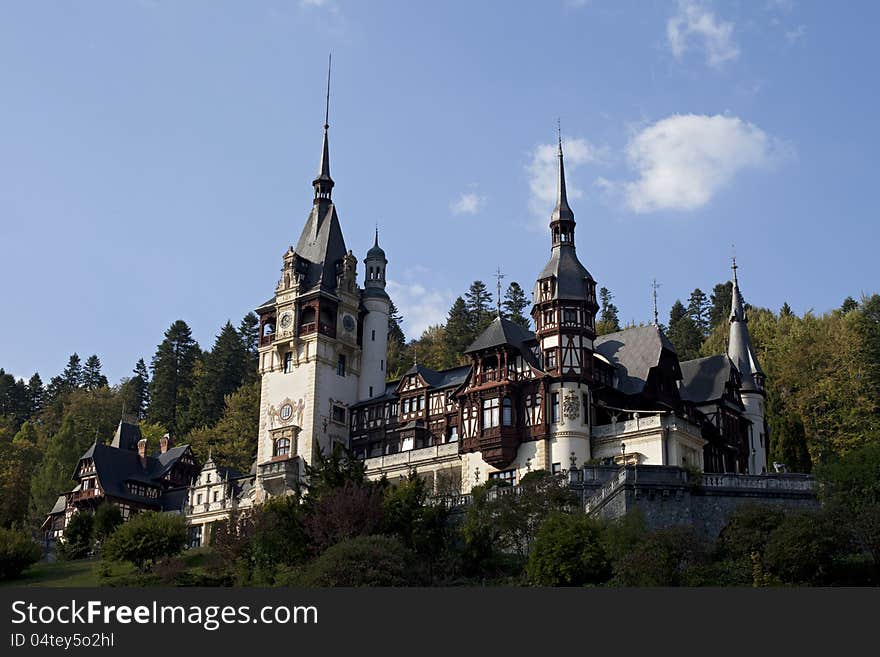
[727,258,764,392]
[313,53,334,204]
[550,120,575,245]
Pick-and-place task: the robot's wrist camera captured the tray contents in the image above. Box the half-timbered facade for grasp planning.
[42,421,200,541]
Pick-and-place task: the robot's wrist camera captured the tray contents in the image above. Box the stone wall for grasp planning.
[572,465,817,538]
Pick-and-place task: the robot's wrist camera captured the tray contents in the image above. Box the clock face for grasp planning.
[280,403,293,421]
[279,312,293,329]
[342,314,355,332]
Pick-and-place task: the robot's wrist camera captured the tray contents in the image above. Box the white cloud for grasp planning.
[667,0,739,68]
[526,137,603,219]
[387,273,455,340]
[450,191,487,216]
[615,113,786,213]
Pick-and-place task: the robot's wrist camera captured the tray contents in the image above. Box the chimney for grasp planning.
[159,433,173,454]
[137,438,147,466]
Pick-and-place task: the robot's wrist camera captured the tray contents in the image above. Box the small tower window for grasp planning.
[551,393,560,423]
[372,329,376,341]
[284,352,293,373]
[337,354,347,376]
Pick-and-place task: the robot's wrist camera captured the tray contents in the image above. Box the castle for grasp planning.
[43,101,785,549]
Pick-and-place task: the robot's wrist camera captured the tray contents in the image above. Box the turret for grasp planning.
[529,127,596,471]
[727,259,768,474]
[359,228,390,400]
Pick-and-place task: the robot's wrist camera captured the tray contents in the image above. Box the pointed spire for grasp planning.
[550,120,575,244]
[729,256,746,322]
[727,258,764,392]
[313,53,334,204]
[374,224,379,248]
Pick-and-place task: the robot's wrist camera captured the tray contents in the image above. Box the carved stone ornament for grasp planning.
[563,390,580,421]
[277,397,304,427]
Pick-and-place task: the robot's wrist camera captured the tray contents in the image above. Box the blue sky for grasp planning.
[1,0,878,385]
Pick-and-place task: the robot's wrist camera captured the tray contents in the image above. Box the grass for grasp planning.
[3,548,228,587]
[1,558,105,587]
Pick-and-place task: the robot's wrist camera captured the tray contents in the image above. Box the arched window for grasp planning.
[274,437,290,457]
[502,397,513,426]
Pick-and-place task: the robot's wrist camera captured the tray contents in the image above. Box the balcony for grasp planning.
[68,487,103,505]
[258,457,301,495]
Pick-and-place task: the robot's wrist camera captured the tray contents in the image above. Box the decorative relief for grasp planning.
[268,398,305,429]
[563,390,580,421]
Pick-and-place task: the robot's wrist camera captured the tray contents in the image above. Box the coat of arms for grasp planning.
[563,390,580,421]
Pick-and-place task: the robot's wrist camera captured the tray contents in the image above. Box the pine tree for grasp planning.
[687,288,710,337]
[386,301,408,381]
[596,287,621,335]
[709,282,734,330]
[62,353,84,389]
[780,302,793,318]
[120,359,150,419]
[503,282,531,330]
[148,320,200,436]
[0,369,30,428]
[465,280,494,335]
[83,355,108,390]
[666,300,703,361]
[238,312,260,360]
[187,321,248,429]
[841,296,859,314]
[27,373,45,417]
[444,297,472,363]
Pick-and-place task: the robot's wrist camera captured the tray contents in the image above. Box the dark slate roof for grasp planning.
[403,363,472,389]
[161,488,189,513]
[109,420,142,451]
[679,355,735,404]
[76,441,195,507]
[594,325,678,396]
[464,316,535,354]
[366,230,386,261]
[293,202,348,295]
[533,245,595,302]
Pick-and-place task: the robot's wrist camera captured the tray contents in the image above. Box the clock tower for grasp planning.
[253,81,374,501]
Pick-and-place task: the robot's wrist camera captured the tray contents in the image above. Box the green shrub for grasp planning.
[57,511,94,561]
[527,511,610,586]
[0,527,41,580]
[102,512,188,572]
[297,535,420,587]
[93,503,123,543]
[612,526,709,586]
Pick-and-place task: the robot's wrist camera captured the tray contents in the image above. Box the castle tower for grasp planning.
[254,65,364,500]
[727,259,768,474]
[359,229,390,400]
[530,131,599,469]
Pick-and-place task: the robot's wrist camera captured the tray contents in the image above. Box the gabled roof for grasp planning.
[464,316,535,354]
[679,354,738,404]
[399,363,472,391]
[74,441,196,507]
[594,325,678,396]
